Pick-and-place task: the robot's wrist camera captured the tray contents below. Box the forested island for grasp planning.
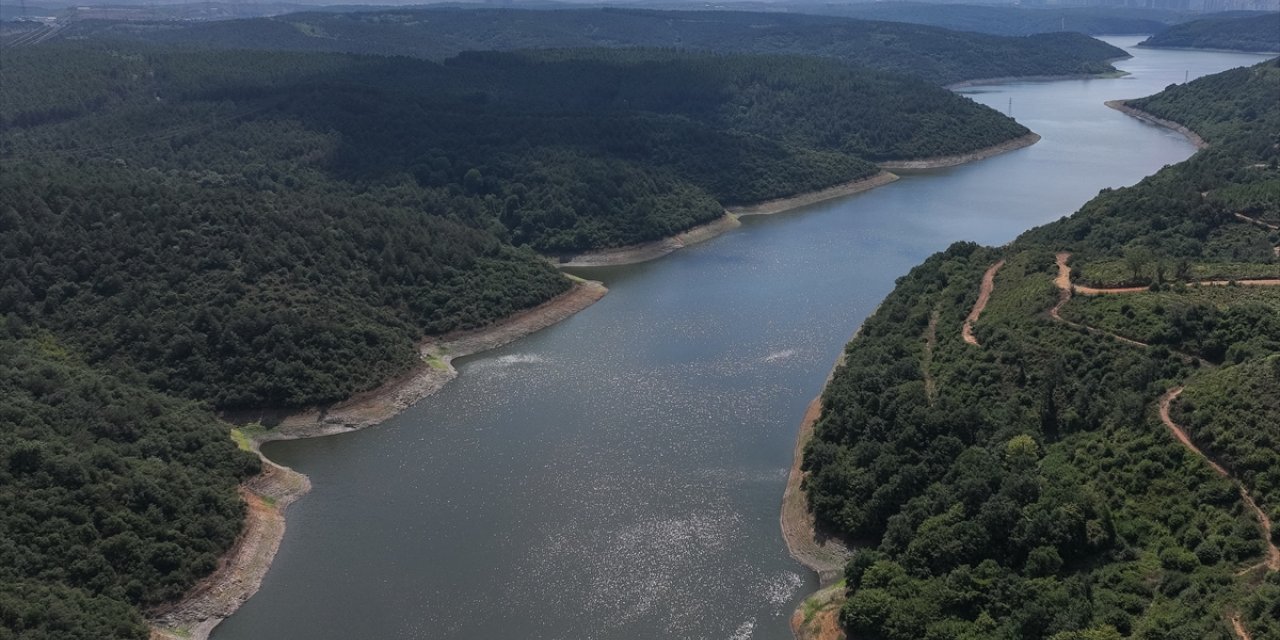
[1139,13,1280,53]
[0,24,1073,636]
[796,59,1280,639]
[56,8,1129,86]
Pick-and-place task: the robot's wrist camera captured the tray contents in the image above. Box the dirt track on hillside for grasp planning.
[962,259,1005,346]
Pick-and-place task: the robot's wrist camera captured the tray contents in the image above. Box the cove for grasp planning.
[211,38,1274,640]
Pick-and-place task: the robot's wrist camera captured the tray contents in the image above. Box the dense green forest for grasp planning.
[803,59,1280,639]
[55,8,1129,85]
[1140,13,1280,52]
[0,324,260,639]
[0,39,1045,636]
[0,43,1032,412]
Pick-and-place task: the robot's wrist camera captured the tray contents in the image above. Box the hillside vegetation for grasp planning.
[1140,13,1280,52]
[58,8,1129,86]
[0,37,1058,637]
[0,43,1033,412]
[803,59,1280,639]
[0,325,260,640]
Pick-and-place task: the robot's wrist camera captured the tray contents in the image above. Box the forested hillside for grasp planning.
[0,325,260,640]
[0,42,1034,412]
[0,40,1047,636]
[802,59,1280,639]
[56,8,1129,85]
[1140,13,1280,52]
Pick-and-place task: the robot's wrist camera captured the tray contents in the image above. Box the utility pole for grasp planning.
[1008,97,1013,117]
[1185,70,1190,84]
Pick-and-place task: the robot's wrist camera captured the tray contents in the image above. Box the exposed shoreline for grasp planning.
[555,213,742,268]
[878,133,1041,171]
[558,131,1046,269]
[1135,43,1280,56]
[148,279,607,640]
[780,394,855,586]
[781,328,866,640]
[1105,99,1208,149]
[726,171,900,217]
[782,65,1131,639]
[152,66,1082,637]
[555,172,903,268]
[944,67,1130,90]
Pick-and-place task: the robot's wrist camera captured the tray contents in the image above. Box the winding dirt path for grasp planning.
[963,259,1005,346]
[1233,213,1280,257]
[1056,254,1277,576]
[1053,252,1269,364]
[1231,615,1253,640]
[1160,388,1279,574]
[1055,251,1280,295]
[1054,254,1275,638]
[1235,213,1279,231]
[1051,253,1153,349]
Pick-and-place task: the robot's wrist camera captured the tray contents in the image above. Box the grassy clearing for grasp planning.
[424,354,450,371]
[230,423,269,452]
[801,580,846,624]
[979,250,1058,326]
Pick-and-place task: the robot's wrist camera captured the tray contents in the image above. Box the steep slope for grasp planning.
[0,330,259,640]
[801,59,1280,640]
[1,43,1037,412]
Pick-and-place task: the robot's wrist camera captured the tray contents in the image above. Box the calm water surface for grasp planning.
[213,39,1273,640]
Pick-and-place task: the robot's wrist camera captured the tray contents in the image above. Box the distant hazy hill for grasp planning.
[679,2,1177,36]
[59,8,1129,85]
[1140,12,1280,52]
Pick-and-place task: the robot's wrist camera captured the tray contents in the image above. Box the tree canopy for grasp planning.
[805,58,1280,640]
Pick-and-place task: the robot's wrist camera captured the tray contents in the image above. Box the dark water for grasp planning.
[213,39,1273,640]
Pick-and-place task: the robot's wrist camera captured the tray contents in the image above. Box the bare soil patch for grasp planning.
[962,259,1005,346]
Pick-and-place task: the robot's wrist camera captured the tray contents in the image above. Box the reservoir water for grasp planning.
[212,38,1274,640]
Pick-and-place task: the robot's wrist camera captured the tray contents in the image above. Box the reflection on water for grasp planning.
[213,39,1273,640]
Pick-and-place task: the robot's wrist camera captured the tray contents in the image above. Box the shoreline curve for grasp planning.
[148,279,607,640]
[1106,99,1209,149]
[727,170,900,217]
[878,133,1040,171]
[560,129,1048,269]
[555,212,742,268]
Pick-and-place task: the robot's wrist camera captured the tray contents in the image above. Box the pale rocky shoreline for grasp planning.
[149,96,1059,640]
[559,131,1045,268]
[878,133,1041,170]
[1105,99,1209,149]
[148,280,607,640]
